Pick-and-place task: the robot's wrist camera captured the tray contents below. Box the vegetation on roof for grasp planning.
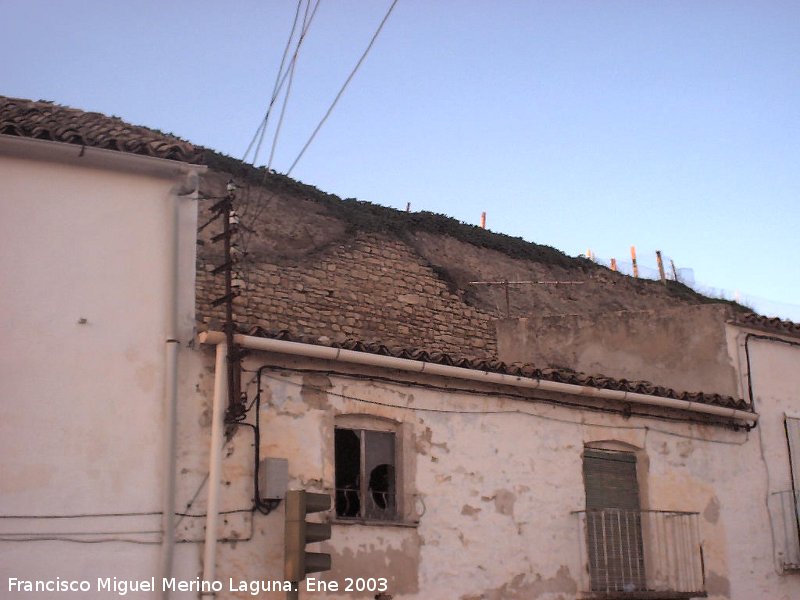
[203,149,589,271]
[203,149,754,313]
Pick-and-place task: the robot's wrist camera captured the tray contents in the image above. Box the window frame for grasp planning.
[333,415,408,526]
[783,416,800,566]
[582,446,646,594]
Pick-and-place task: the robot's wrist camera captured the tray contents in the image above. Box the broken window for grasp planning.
[335,427,397,521]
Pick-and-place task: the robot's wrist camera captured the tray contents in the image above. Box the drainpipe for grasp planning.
[160,172,200,597]
[199,332,758,424]
[202,342,229,589]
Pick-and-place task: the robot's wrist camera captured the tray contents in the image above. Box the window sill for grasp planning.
[331,517,419,529]
[580,592,707,600]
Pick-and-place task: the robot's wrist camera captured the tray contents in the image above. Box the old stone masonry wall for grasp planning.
[197,233,497,358]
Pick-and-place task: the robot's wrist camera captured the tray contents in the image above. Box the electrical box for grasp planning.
[259,457,289,500]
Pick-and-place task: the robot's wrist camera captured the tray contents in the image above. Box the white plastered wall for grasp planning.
[726,324,800,598]
[0,140,203,596]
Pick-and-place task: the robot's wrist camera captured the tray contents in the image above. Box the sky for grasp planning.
[2,0,798,320]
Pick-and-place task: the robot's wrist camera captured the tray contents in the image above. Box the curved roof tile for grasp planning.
[241,326,748,414]
[0,96,203,164]
[734,312,800,339]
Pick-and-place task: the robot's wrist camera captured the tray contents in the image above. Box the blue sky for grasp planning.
[3,1,798,320]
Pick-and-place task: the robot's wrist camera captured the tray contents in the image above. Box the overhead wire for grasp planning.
[242,0,305,166]
[265,0,317,172]
[286,0,400,177]
[255,0,321,166]
[235,0,323,285]
[246,0,322,169]
[252,365,750,445]
[233,0,398,302]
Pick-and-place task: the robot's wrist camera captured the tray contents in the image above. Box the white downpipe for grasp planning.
[159,172,201,595]
[199,331,758,424]
[202,342,228,588]
[159,188,181,596]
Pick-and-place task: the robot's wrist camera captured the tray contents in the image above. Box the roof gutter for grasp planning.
[199,331,758,425]
[0,134,205,179]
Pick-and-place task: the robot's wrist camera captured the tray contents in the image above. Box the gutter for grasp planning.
[199,331,758,425]
[0,134,205,179]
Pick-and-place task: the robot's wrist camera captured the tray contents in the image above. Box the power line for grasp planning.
[236,0,322,263]
[243,0,304,165]
[253,366,749,444]
[258,0,322,170]
[286,0,400,176]
[245,0,322,168]
[225,0,398,322]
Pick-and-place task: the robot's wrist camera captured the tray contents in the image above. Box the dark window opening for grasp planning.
[335,427,396,521]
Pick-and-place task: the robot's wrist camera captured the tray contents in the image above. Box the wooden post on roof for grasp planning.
[631,246,639,278]
[610,258,617,272]
[406,202,410,212]
[480,212,487,229]
[670,259,678,282]
[656,250,666,284]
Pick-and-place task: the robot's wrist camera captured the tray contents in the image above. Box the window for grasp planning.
[583,448,645,593]
[786,417,800,496]
[780,416,800,568]
[578,446,705,596]
[335,427,397,521]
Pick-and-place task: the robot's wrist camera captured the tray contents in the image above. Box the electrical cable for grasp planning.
[243,0,305,165]
[286,0,399,176]
[173,472,210,530]
[226,366,282,515]
[266,0,318,171]
[0,536,161,545]
[247,0,322,169]
[255,0,321,166]
[266,28,300,172]
[236,0,325,281]
[252,365,750,445]
[0,529,162,537]
[0,511,161,519]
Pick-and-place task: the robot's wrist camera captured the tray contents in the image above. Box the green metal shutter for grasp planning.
[583,449,640,510]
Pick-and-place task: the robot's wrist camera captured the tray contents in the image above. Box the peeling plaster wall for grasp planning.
[0,147,203,595]
[496,304,740,397]
[725,325,800,599]
[195,350,795,600]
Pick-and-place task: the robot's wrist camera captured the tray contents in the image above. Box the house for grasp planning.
[725,314,800,576]
[0,97,206,593]
[2,96,799,600]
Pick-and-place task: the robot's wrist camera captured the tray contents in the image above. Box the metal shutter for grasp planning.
[583,449,641,510]
[583,449,645,592]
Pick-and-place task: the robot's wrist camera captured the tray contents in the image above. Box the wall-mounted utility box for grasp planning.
[259,457,288,500]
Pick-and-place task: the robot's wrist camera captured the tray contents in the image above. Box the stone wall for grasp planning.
[197,233,497,358]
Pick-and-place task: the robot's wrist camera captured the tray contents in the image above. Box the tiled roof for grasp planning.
[244,326,750,412]
[0,96,203,164]
[734,312,800,339]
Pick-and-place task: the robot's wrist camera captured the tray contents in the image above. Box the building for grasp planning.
[2,96,799,599]
[0,97,206,593]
